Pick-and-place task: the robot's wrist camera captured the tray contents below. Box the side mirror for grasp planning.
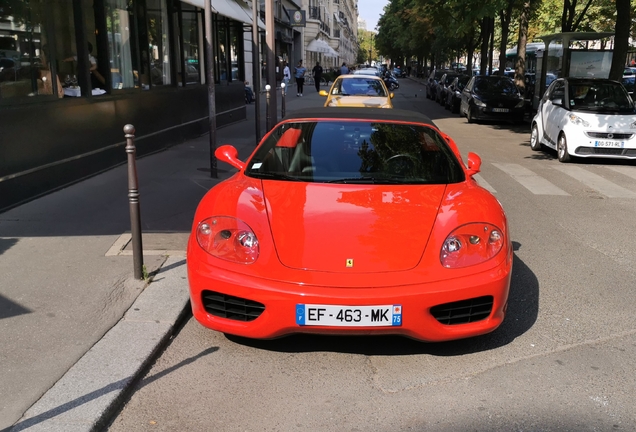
[215,145,245,170]
[552,98,563,106]
[390,93,394,99]
[466,152,482,177]
[319,90,329,97]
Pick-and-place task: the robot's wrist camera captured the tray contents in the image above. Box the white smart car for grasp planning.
[530,77,636,162]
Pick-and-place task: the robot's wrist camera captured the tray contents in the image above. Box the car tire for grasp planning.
[466,106,475,123]
[530,124,543,151]
[557,133,571,163]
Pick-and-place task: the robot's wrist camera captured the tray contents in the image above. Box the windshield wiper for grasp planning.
[249,172,303,181]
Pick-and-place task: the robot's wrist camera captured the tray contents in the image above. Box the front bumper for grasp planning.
[472,105,525,122]
[565,127,636,159]
[188,260,512,342]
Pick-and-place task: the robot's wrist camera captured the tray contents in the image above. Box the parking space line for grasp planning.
[473,174,497,193]
[493,163,570,195]
[553,165,636,199]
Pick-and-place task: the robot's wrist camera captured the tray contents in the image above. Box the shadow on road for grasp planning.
[227,248,539,356]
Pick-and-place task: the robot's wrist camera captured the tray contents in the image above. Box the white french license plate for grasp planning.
[296,304,402,327]
[492,108,509,112]
[595,140,624,148]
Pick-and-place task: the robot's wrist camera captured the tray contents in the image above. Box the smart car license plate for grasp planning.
[492,108,509,112]
[595,140,624,148]
[296,304,402,327]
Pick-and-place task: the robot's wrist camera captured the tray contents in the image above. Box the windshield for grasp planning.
[444,74,459,85]
[569,81,634,112]
[333,77,387,97]
[246,121,465,185]
[473,77,519,95]
[457,76,471,90]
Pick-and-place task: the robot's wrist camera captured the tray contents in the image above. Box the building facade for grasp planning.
[301,0,357,71]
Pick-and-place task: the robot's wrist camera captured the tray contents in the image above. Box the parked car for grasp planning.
[436,72,459,104]
[621,74,635,98]
[187,106,512,342]
[426,69,447,100]
[460,75,526,123]
[445,75,471,113]
[319,74,394,108]
[530,77,636,162]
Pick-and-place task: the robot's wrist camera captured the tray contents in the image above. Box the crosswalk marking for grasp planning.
[492,163,570,195]
[552,165,636,199]
[607,166,636,181]
[473,174,497,193]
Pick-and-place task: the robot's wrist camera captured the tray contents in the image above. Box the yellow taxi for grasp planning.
[319,74,394,108]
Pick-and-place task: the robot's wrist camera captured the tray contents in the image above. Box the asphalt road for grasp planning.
[107,78,636,432]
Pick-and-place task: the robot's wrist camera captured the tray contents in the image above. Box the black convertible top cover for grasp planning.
[282,107,436,127]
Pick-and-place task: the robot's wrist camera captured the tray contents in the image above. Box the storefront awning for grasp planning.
[306,39,339,58]
[180,0,265,30]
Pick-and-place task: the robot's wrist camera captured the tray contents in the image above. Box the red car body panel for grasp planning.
[187,111,513,342]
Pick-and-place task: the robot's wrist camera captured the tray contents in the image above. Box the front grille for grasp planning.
[585,132,633,140]
[201,290,265,321]
[430,296,493,325]
[575,147,636,157]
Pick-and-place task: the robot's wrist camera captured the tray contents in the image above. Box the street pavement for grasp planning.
[0,84,325,431]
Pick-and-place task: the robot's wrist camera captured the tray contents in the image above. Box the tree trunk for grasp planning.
[498,0,514,76]
[480,16,490,75]
[609,0,630,81]
[514,0,532,93]
[488,16,495,75]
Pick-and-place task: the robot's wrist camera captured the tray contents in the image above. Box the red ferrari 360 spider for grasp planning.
[187,107,512,342]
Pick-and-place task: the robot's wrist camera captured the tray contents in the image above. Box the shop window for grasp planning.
[228,22,241,82]
[0,0,68,100]
[216,22,227,82]
[105,0,137,89]
[147,0,171,86]
[180,4,201,85]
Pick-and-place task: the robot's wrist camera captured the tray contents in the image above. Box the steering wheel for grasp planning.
[384,154,418,176]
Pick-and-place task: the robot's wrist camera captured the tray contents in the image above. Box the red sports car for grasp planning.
[187,107,512,342]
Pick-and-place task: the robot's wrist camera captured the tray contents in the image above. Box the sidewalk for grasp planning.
[0,87,324,431]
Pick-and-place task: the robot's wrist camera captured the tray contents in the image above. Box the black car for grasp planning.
[460,75,526,123]
[445,75,471,113]
[426,70,447,100]
[436,73,459,104]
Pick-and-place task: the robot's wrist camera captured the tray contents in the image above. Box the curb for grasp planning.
[7,257,191,432]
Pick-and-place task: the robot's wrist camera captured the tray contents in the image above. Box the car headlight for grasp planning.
[196,216,259,264]
[440,223,504,268]
[568,113,589,127]
[515,99,525,108]
[328,100,338,107]
[631,120,636,129]
[473,97,486,107]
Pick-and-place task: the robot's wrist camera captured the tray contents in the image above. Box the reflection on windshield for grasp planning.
[569,82,633,112]
[246,121,465,185]
[333,78,387,97]
[473,78,519,95]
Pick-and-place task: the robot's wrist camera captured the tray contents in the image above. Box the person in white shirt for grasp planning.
[282,61,291,95]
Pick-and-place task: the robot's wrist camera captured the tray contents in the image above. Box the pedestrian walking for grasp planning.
[282,61,291,95]
[340,62,349,76]
[312,62,323,92]
[294,60,306,96]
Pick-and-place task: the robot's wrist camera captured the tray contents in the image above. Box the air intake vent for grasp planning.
[430,296,493,325]
[201,290,265,322]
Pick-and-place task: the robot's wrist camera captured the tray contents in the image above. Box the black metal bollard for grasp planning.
[265,84,271,132]
[124,124,144,280]
[281,82,286,118]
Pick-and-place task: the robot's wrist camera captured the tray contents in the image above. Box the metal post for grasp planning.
[265,84,271,132]
[124,124,144,280]
[252,0,261,145]
[265,0,277,130]
[204,0,217,178]
[281,82,286,118]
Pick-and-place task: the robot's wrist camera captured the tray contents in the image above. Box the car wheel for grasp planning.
[530,124,542,151]
[466,106,475,123]
[557,133,571,163]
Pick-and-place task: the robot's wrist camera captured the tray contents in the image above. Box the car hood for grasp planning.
[572,110,636,129]
[262,182,446,273]
[327,96,392,108]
